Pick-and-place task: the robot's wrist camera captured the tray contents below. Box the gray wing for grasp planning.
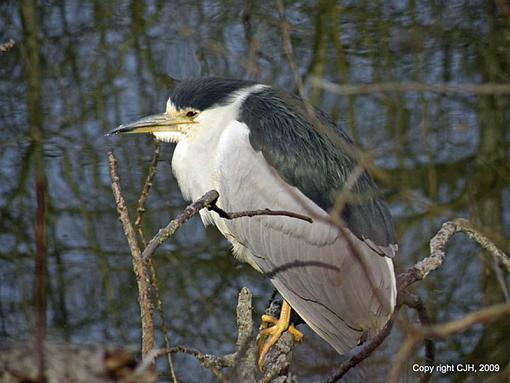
[240,87,397,257]
[203,121,396,354]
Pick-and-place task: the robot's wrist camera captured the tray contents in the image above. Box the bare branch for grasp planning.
[107,151,154,358]
[152,287,299,383]
[387,335,419,383]
[449,219,510,271]
[155,288,259,383]
[388,303,510,383]
[115,142,177,381]
[399,218,510,291]
[142,190,220,260]
[276,0,305,98]
[315,78,510,96]
[419,302,510,339]
[135,141,161,248]
[324,291,435,383]
[148,260,178,383]
[324,310,396,383]
[399,292,435,383]
[111,151,508,383]
[326,216,508,382]
[258,331,296,383]
[329,164,366,221]
[160,345,231,383]
[233,287,257,383]
[143,190,316,261]
[208,204,313,223]
[386,218,510,383]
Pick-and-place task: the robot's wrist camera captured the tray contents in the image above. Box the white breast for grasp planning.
[171,130,221,202]
[171,116,265,270]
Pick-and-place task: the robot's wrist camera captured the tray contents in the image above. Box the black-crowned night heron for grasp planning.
[109,77,397,369]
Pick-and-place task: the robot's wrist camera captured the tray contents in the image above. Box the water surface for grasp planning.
[1,1,509,382]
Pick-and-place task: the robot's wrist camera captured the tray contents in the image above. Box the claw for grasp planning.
[257,300,303,371]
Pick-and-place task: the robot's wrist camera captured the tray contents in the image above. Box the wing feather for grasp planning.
[203,121,396,354]
[241,87,397,257]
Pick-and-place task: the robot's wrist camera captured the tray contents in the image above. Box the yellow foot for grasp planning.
[257,300,303,371]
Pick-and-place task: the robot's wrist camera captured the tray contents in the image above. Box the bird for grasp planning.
[108,77,397,369]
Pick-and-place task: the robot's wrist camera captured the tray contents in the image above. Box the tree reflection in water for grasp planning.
[0,1,509,381]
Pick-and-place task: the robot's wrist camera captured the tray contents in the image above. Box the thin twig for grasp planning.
[241,0,260,78]
[324,292,435,383]
[35,179,47,383]
[278,1,395,331]
[315,78,510,96]
[208,204,313,223]
[135,141,161,248]
[398,218,510,291]
[123,142,176,381]
[155,288,259,383]
[143,190,315,261]
[108,151,154,358]
[152,287,300,382]
[387,303,510,383]
[387,335,419,383]
[163,346,231,383]
[148,260,178,383]
[276,0,305,98]
[142,190,220,260]
[330,164,366,221]
[276,1,373,168]
[417,302,510,338]
[399,292,435,383]
[451,219,510,271]
[326,216,508,382]
[324,310,397,383]
[387,218,510,383]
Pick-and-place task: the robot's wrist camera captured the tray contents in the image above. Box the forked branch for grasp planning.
[325,218,509,383]
[108,151,154,358]
[109,152,509,382]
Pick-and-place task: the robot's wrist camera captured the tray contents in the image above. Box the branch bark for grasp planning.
[135,141,161,248]
[108,151,154,358]
[141,190,220,261]
[108,152,509,383]
[325,217,509,382]
[154,287,297,383]
[324,312,396,383]
[142,190,315,261]
[398,218,510,292]
[208,204,313,223]
[156,288,255,382]
[315,78,510,96]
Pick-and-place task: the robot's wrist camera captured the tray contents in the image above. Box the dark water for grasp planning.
[1,1,509,382]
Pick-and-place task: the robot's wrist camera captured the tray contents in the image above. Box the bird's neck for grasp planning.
[170,84,267,202]
[171,118,225,202]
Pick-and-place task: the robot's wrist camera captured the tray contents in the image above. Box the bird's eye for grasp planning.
[186,111,198,117]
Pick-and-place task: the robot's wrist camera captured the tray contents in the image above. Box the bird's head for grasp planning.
[107,78,258,143]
